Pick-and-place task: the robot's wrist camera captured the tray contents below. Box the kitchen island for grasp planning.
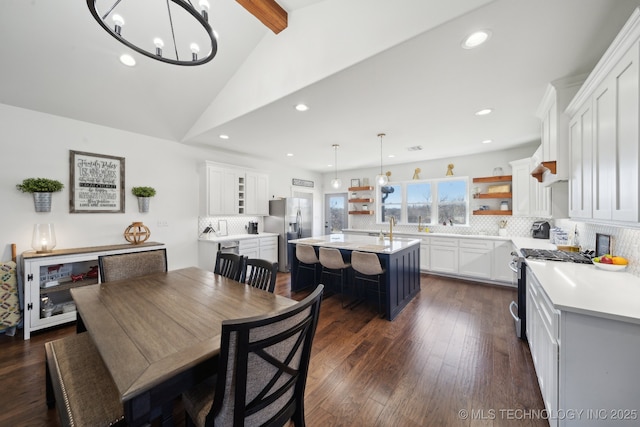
[288,234,420,320]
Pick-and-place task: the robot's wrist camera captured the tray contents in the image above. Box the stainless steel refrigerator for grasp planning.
[264,198,313,272]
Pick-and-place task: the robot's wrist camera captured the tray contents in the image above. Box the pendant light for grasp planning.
[330,144,342,189]
[376,133,388,185]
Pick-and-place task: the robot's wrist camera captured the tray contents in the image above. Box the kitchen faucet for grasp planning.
[389,216,396,240]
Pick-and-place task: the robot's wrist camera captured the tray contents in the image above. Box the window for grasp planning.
[377,177,468,225]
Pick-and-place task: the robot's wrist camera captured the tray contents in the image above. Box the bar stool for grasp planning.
[295,245,320,289]
[351,251,385,316]
[319,247,352,308]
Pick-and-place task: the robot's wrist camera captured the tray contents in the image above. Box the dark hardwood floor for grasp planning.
[0,273,547,426]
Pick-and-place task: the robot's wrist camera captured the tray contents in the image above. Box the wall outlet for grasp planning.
[157,220,169,227]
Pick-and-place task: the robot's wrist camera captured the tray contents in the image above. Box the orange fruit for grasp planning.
[612,256,628,265]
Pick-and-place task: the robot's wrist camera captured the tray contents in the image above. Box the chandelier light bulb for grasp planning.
[190,43,200,60]
[199,0,210,20]
[112,14,125,35]
[153,38,164,56]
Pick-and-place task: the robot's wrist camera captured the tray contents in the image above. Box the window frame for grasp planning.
[376,176,470,226]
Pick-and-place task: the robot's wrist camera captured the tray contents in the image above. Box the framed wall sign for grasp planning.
[69,150,125,213]
[351,179,361,187]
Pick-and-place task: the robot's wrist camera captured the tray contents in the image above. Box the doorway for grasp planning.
[324,193,348,234]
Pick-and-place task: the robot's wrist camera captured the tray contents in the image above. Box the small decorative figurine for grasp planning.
[446,163,454,176]
[413,168,421,180]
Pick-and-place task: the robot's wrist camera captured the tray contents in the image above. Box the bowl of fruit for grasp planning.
[592,254,628,271]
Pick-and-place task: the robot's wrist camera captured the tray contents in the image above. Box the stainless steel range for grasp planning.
[509,248,594,340]
[520,248,593,264]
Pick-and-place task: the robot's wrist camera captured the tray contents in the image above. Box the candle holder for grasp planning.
[32,224,56,253]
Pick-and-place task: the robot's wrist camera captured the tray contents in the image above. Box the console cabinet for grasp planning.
[21,242,164,339]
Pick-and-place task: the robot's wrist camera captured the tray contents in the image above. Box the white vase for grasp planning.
[498,228,507,236]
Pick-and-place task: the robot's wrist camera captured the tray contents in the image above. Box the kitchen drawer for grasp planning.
[429,237,458,247]
[459,239,493,250]
[239,238,259,250]
[259,236,277,247]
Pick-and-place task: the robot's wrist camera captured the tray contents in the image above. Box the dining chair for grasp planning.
[319,247,352,308]
[214,251,246,282]
[295,244,320,289]
[351,251,386,316]
[45,332,125,427]
[98,248,168,283]
[244,258,278,293]
[182,284,324,427]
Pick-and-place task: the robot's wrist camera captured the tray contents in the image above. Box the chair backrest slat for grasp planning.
[244,258,278,293]
[214,252,246,282]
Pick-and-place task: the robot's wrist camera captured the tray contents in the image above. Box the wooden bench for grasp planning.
[45,333,125,427]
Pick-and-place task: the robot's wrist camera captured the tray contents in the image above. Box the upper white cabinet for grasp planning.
[534,75,585,185]
[567,9,640,224]
[510,157,534,217]
[201,162,269,216]
[245,171,269,215]
[568,100,593,219]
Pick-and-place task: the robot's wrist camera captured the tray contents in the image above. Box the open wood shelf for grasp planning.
[348,198,374,203]
[349,210,374,215]
[474,192,512,199]
[472,175,512,183]
[348,186,374,192]
[473,210,512,216]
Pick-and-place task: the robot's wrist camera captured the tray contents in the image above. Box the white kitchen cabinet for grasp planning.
[510,157,534,217]
[429,237,458,275]
[419,236,430,271]
[458,239,492,280]
[567,11,640,225]
[568,99,593,219]
[21,242,165,340]
[201,162,270,216]
[258,236,278,264]
[245,172,269,215]
[201,163,241,216]
[492,240,514,283]
[526,268,559,426]
[535,75,584,184]
[239,238,259,259]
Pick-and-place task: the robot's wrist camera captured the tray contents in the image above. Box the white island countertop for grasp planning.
[288,234,420,254]
[525,260,640,325]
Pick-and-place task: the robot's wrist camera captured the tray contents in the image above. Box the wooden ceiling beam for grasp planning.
[236,0,288,34]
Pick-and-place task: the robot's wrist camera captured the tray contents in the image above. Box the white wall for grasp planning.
[0,104,323,267]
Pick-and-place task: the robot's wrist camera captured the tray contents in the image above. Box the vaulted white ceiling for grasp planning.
[1,0,639,173]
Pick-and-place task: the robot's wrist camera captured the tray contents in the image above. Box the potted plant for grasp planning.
[16,178,64,212]
[132,186,156,213]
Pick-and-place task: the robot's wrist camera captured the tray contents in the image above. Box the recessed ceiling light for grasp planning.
[482,139,493,144]
[475,108,493,116]
[219,134,229,140]
[462,30,491,49]
[119,54,136,66]
[286,153,294,157]
[294,104,309,112]
[388,154,395,158]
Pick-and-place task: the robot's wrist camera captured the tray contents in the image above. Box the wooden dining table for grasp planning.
[70,266,296,426]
